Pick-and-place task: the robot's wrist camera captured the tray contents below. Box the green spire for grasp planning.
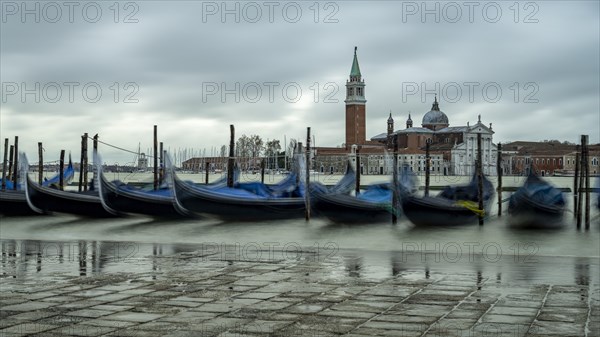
[350,46,361,77]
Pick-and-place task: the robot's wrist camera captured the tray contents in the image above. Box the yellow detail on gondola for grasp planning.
[455,200,485,216]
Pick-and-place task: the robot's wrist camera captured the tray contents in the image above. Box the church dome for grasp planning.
[422,97,449,129]
[422,110,448,124]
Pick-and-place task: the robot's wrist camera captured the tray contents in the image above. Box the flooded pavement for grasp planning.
[1,213,599,336]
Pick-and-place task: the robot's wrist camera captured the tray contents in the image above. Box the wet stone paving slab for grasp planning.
[0,247,599,337]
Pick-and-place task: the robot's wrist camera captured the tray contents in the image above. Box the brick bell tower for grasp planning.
[345,46,367,149]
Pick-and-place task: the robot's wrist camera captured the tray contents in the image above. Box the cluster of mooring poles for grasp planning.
[1,136,18,191]
[4,127,593,230]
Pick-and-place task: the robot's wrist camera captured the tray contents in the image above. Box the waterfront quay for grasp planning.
[1,238,598,337]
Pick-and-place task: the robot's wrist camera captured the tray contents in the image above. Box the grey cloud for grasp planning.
[1,1,598,164]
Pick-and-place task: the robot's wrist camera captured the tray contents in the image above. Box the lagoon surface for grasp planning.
[2,173,598,285]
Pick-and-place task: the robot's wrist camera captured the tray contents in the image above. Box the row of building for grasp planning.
[182,47,599,176]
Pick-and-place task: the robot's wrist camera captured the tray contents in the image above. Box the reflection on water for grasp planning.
[2,239,597,288]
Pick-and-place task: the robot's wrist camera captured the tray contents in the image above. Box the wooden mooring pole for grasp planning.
[295,142,302,187]
[355,146,360,196]
[153,125,158,190]
[93,134,98,188]
[159,142,164,186]
[38,142,43,185]
[13,136,18,190]
[583,135,590,230]
[1,138,8,190]
[227,125,235,188]
[59,150,65,191]
[78,135,85,192]
[7,145,14,188]
[573,147,579,219]
[84,132,89,191]
[305,127,311,221]
[576,137,584,228]
[425,139,431,197]
[260,159,265,183]
[205,162,210,185]
[392,138,399,224]
[476,133,484,226]
[497,142,502,217]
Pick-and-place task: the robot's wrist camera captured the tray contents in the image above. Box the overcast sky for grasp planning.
[1,1,599,165]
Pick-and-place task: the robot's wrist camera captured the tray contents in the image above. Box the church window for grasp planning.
[347,88,353,96]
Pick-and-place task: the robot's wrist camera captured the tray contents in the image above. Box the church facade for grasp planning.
[371,98,497,176]
[313,48,497,176]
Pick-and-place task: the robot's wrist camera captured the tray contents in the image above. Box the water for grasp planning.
[1,212,598,283]
[2,174,598,285]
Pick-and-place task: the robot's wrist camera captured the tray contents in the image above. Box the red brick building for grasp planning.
[501,141,600,176]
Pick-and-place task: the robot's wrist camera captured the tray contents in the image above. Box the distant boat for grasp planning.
[0,156,75,216]
[508,174,566,229]
[401,173,495,227]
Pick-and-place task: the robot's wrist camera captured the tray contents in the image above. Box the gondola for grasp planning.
[173,172,306,221]
[97,151,182,217]
[23,154,117,217]
[171,152,311,221]
[401,173,495,227]
[98,168,181,217]
[309,161,356,197]
[313,184,395,223]
[312,165,417,224]
[0,157,75,216]
[0,189,35,215]
[507,174,566,228]
[97,153,232,218]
